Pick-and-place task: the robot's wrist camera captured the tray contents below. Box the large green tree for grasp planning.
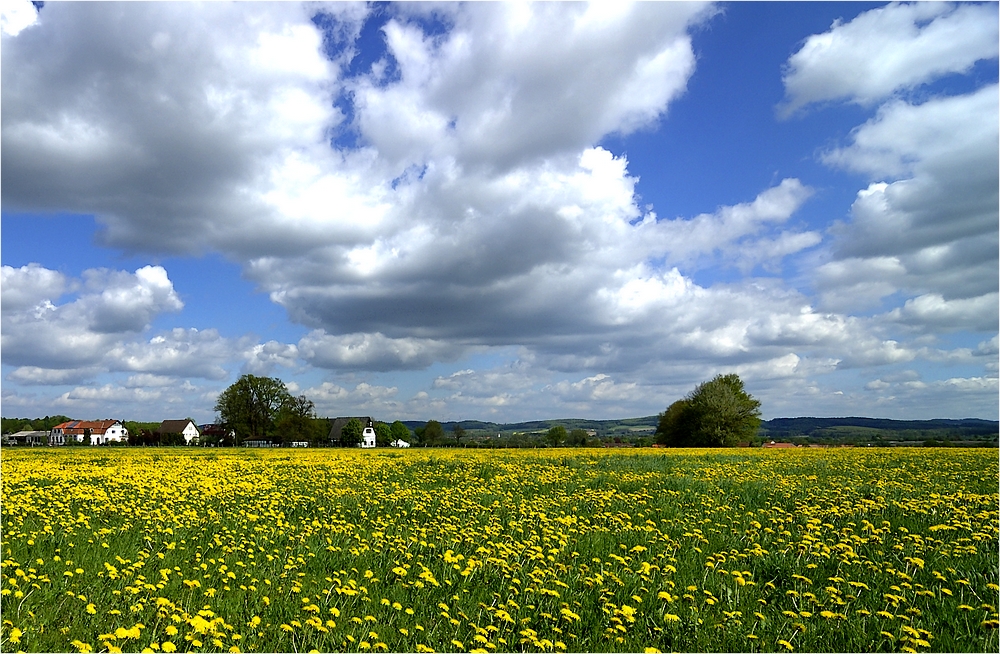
[214,374,293,444]
[546,425,567,447]
[374,422,392,447]
[419,420,444,446]
[275,395,320,444]
[568,428,589,447]
[340,418,364,447]
[390,421,411,445]
[655,374,761,447]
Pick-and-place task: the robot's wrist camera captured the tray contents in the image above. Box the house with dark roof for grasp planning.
[159,420,200,444]
[328,417,377,448]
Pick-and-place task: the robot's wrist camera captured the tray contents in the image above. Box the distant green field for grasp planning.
[2,448,997,652]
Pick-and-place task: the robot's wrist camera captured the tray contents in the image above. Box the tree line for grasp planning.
[4,373,765,449]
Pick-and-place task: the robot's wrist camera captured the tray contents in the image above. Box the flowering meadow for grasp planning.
[1,447,997,653]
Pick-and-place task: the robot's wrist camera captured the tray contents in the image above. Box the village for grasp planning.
[1,417,411,449]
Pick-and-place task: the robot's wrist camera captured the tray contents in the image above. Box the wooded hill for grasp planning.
[402,416,998,447]
[758,417,998,446]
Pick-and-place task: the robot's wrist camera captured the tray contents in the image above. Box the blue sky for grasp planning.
[2,1,997,424]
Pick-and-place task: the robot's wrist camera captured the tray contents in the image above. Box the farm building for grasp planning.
[3,430,48,446]
[329,417,377,448]
[50,420,128,445]
[159,419,200,444]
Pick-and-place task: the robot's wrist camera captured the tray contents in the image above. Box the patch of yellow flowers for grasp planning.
[1,446,997,652]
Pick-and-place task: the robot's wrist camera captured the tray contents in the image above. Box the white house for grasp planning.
[159,419,200,444]
[50,420,128,445]
[330,417,378,448]
[361,421,376,448]
[390,439,410,448]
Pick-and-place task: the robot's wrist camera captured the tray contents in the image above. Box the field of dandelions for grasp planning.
[1,447,997,653]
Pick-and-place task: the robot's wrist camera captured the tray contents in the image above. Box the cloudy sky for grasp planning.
[2,1,997,424]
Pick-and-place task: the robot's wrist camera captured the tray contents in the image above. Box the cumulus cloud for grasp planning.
[549,374,638,404]
[0,262,68,312]
[352,2,712,172]
[1,264,183,369]
[1,1,366,254]
[860,373,999,418]
[787,5,998,347]
[2,2,828,393]
[6,366,100,386]
[886,293,999,333]
[1,0,37,37]
[242,341,300,376]
[105,328,234,380]
[303,381,401,417]
[815,85,999,324]
[779,2,998,115]
[298,331,463,372]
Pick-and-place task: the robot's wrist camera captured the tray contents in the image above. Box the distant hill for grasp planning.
[760,416,998,436]
[397,415,998,446]
[400,415,658,438]
[758,416,998,445]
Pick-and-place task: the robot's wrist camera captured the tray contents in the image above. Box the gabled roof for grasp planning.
[160,420,198,433]
[328,417,374,440]
[52,420,122,434]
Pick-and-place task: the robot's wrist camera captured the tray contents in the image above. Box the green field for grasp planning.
[1,447,997,652]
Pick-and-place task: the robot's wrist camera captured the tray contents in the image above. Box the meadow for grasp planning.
[1,447,996,653]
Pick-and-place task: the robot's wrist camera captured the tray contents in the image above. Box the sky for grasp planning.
[1,1,997,425]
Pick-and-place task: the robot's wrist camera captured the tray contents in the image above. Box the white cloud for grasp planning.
[1,0,37,37]
[6,366,99,386]
[354,3,711,172]
[649,178,816,267]
[886,293,999,333]
[815,86,999,327]
[82,266,184,334]
[1,1,365,254]
[785,4,997,365]
[1,264,183,370]
[549,374,638,404]
[780,2,999,115]
[823,85,998,185]
[303,381,401,417]
[815,256,907,311]
[242,341,300,375]
[105,328,234,380]
[124,374,181,389]
[298,331,463,372]
[860,373,999,418]
[0,262,68,312]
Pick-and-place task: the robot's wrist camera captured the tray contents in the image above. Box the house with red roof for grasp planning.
[50,420,128,445]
